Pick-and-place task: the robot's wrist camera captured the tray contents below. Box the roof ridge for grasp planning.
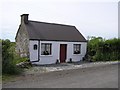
[29,20,75,27]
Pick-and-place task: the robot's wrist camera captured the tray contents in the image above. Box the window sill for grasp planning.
[72,54,82,56]
[40,55,53,57]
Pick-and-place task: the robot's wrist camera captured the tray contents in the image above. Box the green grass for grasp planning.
[2,74,19,83]
[15,57,28,64]
[0,75,2,82]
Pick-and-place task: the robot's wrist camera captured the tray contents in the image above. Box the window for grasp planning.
[41,43,52,55]
[33,44,37,50]
[73,44,81,54]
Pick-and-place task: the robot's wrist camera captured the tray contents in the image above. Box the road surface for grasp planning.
[3,63,118,88]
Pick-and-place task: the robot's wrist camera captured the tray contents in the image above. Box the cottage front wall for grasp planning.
[39,41,59,64]
[67,42,87,62]
[29,40,87,65]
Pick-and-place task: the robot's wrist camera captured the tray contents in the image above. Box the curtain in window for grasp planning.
[41,43,52,55]
[73,44,81,54]
[41,44,45,55]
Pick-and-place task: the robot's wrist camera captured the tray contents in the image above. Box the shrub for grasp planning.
[2,39,22,75]
[87,37,120,61]
[15,57,29,64]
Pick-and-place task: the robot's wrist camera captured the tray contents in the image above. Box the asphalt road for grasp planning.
[3,63,118,88]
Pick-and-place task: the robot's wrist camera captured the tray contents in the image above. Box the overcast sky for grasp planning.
[0,0,119,41]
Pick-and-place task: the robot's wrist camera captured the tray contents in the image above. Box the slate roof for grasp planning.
[25,20,87,42]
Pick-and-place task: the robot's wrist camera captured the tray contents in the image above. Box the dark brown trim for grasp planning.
[30,59,39,63]
[38,40,40,61]
[29,39,87,42]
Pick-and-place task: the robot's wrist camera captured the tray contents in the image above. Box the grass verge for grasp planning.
[0,75,2,82]
[2,74,16,83]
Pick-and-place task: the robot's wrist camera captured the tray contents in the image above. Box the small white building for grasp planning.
[15,14,87,65]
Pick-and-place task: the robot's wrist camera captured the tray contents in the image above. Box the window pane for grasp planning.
[41,43,52,55]
[73,44,81,54]
[77,45,80,51]
[46,44,50,53]
[41,44,45,55]
[74,44,76,51]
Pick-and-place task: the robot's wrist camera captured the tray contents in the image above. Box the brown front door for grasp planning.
[60,44,67,63]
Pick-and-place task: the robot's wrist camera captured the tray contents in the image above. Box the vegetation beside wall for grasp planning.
[2,39,20,75]
[87,36,120,61]
[2,39,28,75]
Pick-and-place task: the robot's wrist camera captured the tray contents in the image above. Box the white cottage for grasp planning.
[15,14,87,65]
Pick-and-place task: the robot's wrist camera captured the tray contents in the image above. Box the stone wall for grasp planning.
[15,24,29,57]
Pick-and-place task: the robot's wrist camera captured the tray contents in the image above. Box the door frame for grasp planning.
[59,44,67,63]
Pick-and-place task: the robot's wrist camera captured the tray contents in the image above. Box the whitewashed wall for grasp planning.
[29,40,39,62]
[29,40,87,65]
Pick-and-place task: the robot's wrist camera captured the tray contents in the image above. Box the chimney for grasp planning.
[21,14,29,24]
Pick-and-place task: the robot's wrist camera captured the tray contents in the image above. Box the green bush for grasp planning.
[2,39,22,75]
[87,37,120,61]
[15,57,28,64]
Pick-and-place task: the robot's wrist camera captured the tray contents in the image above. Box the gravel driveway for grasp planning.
[2,61,118,88]
[23,61,118,75]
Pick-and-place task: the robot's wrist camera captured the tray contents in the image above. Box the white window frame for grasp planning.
[73,44,81,54]
[41,43,52,55]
